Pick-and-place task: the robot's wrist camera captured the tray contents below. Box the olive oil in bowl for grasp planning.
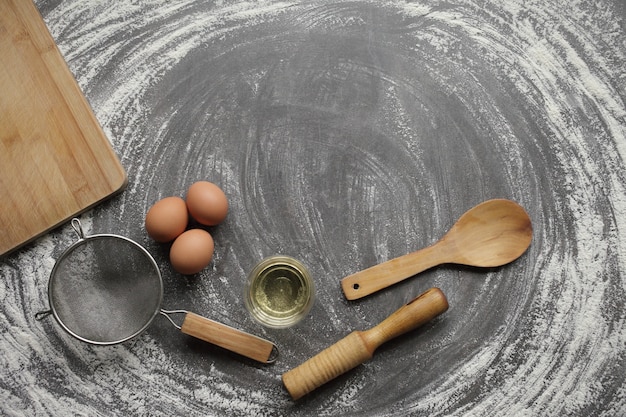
[245,256,314,328]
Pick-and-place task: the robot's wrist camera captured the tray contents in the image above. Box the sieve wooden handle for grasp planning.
[282,288,448,400]
[181,312,277,363]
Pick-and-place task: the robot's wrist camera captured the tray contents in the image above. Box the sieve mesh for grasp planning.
[48,234,163,344]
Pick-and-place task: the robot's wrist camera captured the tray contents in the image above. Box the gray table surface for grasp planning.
[2,0,625,415]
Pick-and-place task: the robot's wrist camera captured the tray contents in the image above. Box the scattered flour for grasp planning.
[1,0,624,415]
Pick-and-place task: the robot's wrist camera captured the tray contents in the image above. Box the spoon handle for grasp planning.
[282,288,448,400]
[341,242,448,300]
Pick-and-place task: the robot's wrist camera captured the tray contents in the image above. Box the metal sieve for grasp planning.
[37,219,278,364]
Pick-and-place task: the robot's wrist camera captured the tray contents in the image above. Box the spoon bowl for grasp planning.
[341,199,533,300]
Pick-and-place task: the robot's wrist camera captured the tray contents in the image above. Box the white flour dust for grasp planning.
[1,0,625,415]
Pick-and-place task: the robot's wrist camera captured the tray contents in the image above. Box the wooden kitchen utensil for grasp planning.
[39,219,278,363]
[282,287,448,400]
[341,199,532,300]
[0,0,127,256]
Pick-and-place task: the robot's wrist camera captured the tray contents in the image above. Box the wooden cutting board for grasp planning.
[0,0,127,257]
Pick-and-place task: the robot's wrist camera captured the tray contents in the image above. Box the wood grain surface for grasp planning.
[1,0,625,416]
[0,0,126,256]
[180,312,277,363]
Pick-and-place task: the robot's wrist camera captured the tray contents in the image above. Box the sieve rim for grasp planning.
[48,232,164,345]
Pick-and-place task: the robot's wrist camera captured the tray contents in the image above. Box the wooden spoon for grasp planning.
[341,199,532,300]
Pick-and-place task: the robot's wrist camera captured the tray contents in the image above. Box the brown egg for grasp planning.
[169,229,214,275]
[145,196,188,242]
[186,181,229,226]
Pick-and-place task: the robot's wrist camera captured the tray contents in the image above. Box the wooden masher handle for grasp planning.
[282,288,448,400]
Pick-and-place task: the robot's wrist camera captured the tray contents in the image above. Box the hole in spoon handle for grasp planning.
[341,244,443,300]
